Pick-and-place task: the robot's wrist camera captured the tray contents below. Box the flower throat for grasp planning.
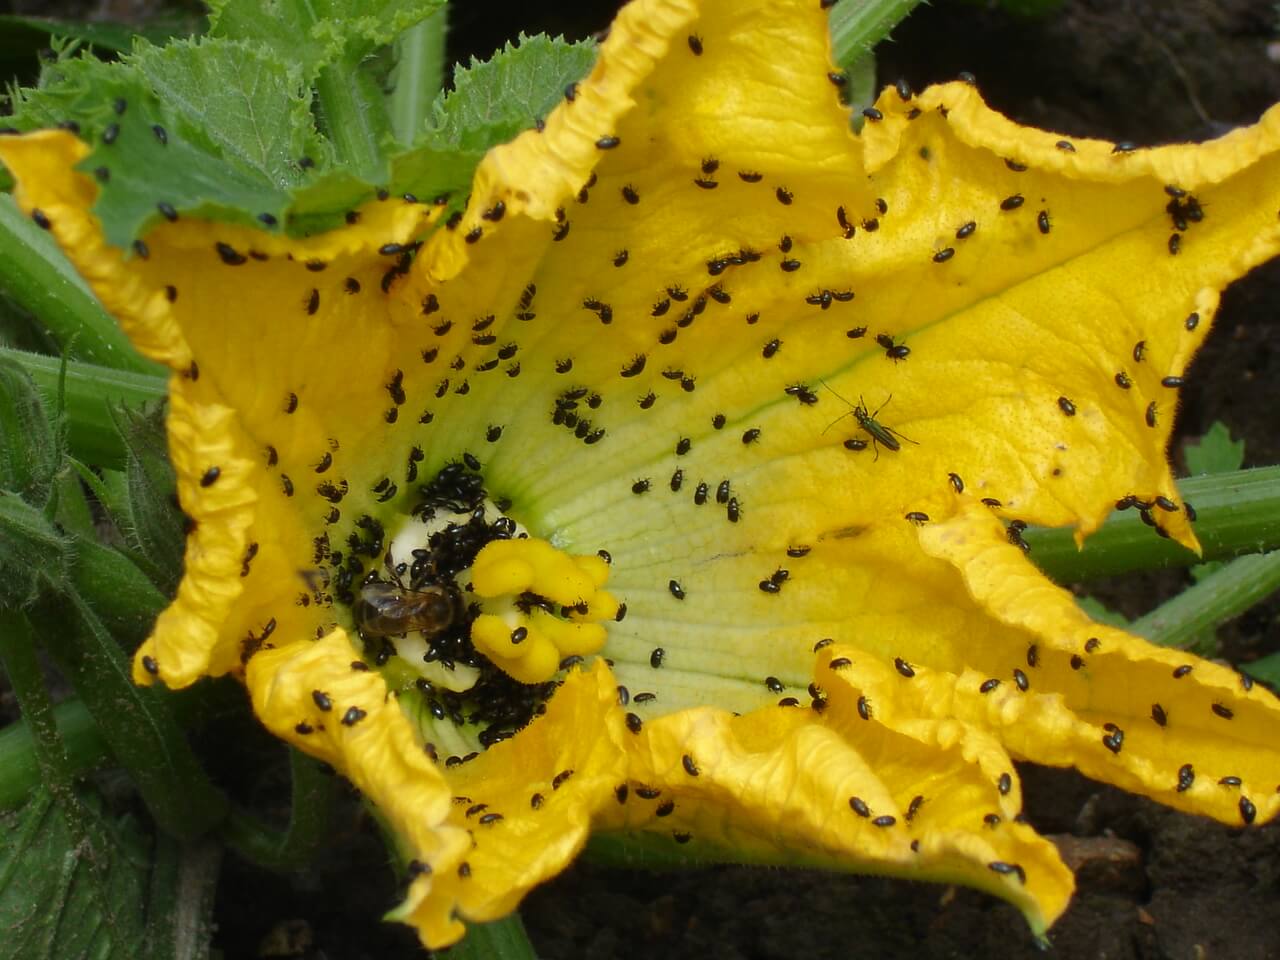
[338,458,560,756]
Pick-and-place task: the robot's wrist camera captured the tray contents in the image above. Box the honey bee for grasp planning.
[353,579,458,639]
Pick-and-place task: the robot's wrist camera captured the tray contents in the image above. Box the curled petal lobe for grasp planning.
[600,658,1073,934]
[245,631,472,930]
[2,127,440,691]
[134,383,258,686]
[388,662,629,947]
[1,131,192,368]
[918,506,1280,826]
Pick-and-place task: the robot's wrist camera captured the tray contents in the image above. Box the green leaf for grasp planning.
[828,0,924,69]
[75,77,291,249]
[282,167,381,236]
[0,788,150,960]
[8,51,292,247]
[1184,420,1246,476]
[207,0,445,78]
[6,55,124,141]
[68,538,168,642]
[6,31,597,245]
[434,35,596,146]
[30,588,229,840]
[390,34,598,202]
[7,42,364,241]
[130,38,327,191]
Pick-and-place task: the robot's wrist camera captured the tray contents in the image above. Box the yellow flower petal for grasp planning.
[1,125,439,691]
[599,661,1074,933]
[127,383,258,686]
[244,629,472,917]
[918,505,1280,826]
[0,131,193,369]
[388,661,629,946]
[3,0,1280,948]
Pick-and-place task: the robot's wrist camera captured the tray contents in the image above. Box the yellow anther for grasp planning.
[480,629,561,685]
[468,551,538,598]
[468,538,618,683]
[471,614,527,659]
[471,539,597,606]
[573,554,611,588]
[529,609,607,657]
[567,588,620,623]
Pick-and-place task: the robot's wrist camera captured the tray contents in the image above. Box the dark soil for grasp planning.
[4,0,1279,958]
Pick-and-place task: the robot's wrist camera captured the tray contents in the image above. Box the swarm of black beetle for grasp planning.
[368,458,559,752]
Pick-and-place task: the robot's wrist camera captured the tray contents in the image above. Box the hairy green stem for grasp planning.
[442,914,539,960]
[390,7,449,147]
[0,697,108,810]
[1133,549,1280,648]
[829,0,925,70]
[0,346,166,469]
[53,459,98,540]
[314,60,392,183]
[32,589,228,840]
[0,195,161,375]
[0,678,246,813]
[0,610,142,943]
[68,537,169,639]
[1026,466,1280,583]
[221,748,336,871]
[0,611,79,809]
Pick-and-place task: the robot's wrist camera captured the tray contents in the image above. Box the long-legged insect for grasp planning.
[821,383,917,460]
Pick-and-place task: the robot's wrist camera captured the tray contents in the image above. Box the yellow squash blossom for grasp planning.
[5,0,1280,948]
